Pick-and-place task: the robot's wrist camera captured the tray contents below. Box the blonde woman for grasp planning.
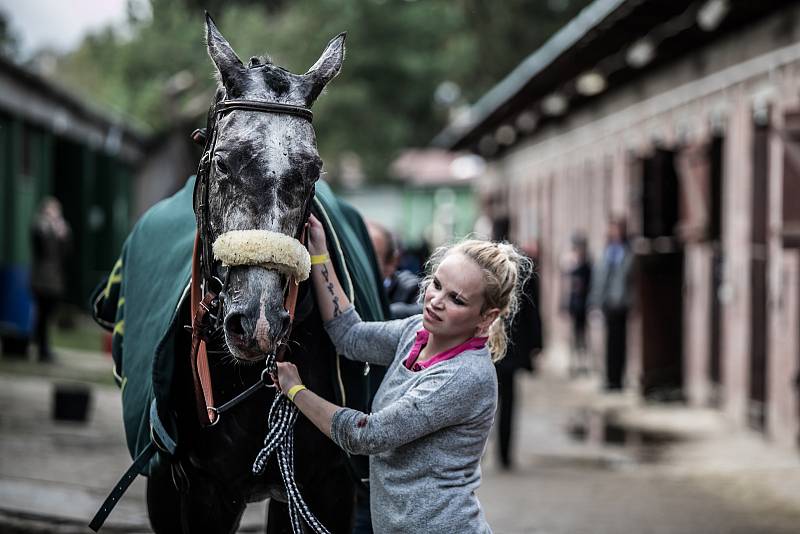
[275,214,531,533]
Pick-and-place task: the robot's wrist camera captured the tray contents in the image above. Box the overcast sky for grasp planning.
[0,0,132,57]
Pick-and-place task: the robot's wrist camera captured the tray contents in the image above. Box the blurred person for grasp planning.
[590,217,634,391]
[30,197,71,363]
[397,241,429,276]
[494,241,542,469]
[562,232,592,376]
[367,220,422,319]
[274,214,532,533]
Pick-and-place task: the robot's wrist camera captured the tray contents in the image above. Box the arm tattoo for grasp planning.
[321,265,342,317]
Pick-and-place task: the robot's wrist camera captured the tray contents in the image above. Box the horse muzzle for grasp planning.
[214,230,307,361]
[223,302,290,361]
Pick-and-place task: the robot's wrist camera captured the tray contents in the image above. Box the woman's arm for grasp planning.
[277,360,492,456]
[308,213,415,366]
[276,360,338,438]
[307,214,353,322]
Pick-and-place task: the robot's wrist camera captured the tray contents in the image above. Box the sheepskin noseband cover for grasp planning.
[212,230,311,281]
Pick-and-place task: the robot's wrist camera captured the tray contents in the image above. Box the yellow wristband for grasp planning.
[286,384,307,402]
[310,253,330,265]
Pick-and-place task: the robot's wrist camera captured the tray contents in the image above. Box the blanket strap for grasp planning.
[89,442,157,531]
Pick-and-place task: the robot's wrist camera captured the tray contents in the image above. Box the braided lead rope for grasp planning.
[280,426,329,533]
[252,355,330,534]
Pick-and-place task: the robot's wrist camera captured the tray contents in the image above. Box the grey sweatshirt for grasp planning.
[325,307,496,534]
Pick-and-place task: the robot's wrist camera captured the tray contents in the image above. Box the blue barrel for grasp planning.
[0,264,34,355]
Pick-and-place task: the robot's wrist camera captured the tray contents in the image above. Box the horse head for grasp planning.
[198,14,344,361]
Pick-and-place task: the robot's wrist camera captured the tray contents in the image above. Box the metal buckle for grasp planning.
[207,406,221,426]
[261,367,277,389]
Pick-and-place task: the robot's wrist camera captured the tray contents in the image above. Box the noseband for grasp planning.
[190,98,316,426]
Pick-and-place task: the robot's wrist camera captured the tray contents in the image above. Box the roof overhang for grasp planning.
[0,55,149,164]
[434,0,793,156]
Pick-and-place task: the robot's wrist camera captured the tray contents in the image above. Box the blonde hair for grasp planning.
[421,239,533,362]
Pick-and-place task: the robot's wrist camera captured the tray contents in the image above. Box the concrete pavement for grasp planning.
[1,345,800,533]
[0,348,267,533]
[478,348,800,533]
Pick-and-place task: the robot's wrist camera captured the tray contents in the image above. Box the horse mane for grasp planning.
[248,55,273,68]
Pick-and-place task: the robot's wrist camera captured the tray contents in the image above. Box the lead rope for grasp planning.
[252,355,331,534]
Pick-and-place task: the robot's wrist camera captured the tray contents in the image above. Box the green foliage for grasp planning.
[50,0,590,182]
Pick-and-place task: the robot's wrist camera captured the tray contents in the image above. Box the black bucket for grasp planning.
[52,383,92,422]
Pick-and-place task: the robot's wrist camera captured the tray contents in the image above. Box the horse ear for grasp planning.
[205,12,245,91]
[303,32,346,106]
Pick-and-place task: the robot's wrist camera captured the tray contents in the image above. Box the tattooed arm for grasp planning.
[307,214,353,322]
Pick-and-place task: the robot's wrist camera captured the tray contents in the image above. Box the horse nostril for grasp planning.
[224,312,248,338]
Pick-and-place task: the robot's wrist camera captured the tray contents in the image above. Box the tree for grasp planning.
[48,0,590,182]
[0,8,20,58]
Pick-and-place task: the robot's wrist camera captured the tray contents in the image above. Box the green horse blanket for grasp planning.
[92,175,388,473]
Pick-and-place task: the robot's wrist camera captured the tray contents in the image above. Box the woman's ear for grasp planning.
[477,308,501,336]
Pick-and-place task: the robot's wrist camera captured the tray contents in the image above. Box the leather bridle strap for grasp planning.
[276,221,307,363]
[190,233,218,425]
[214,99,313,122]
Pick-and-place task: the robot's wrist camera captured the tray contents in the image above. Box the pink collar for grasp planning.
[403,329,488,371]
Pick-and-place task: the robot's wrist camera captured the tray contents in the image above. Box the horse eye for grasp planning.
[215,157,230,175]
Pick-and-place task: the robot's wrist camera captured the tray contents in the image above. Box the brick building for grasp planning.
[436,0,800,448]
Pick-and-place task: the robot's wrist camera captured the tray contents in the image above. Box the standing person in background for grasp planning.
[590,217,634,391]
[367,220,422,319]
[494,241,543,470]
[563,233,592,376]
[30,197,71,363]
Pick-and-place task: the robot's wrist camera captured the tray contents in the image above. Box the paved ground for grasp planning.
[478,358,800,534]
[1,345,800,533]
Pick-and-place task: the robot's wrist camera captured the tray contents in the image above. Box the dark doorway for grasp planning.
[749,116,770,430]
[709,135,725,403]
[52,137,85,308]
[637,148,684,399]
[639,251,684,397]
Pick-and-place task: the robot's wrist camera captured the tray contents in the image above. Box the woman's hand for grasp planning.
[274,361,303,393]
[307,214,328,256]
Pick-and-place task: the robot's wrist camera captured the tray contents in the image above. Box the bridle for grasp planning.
[189,97,334,534]
[193,98,315,283]
[190,98,316,427]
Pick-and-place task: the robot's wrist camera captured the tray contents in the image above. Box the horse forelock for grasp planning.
[217,60,311,107]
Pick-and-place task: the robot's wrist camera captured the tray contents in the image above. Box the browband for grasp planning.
[215,100,313,122]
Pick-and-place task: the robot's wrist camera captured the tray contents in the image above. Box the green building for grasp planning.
[0,56,146,349]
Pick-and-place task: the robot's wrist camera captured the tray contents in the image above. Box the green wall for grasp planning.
[0,118,53,265]
[0,115,134,309]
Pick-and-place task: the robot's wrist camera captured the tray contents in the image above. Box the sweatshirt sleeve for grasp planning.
[324,307,419,366]
[329,364,492,456]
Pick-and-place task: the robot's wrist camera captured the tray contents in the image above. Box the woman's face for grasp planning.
[422,252,499,343]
